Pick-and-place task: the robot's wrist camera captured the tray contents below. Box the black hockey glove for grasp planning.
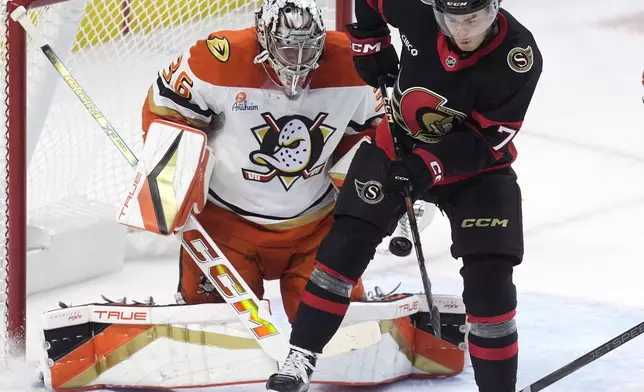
[346,23,399,88]
[383,153,435,195]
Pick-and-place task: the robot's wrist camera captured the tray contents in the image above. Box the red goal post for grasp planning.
[1,0,353,357]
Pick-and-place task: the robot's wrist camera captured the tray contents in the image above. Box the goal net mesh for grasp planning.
[0,0,345,357]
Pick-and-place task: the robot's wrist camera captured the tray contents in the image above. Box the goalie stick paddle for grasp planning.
[10,6,289,362]
[377,78,442,339]
[519,320,644,392]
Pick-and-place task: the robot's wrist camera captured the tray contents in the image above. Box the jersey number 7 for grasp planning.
[493,125,518,151]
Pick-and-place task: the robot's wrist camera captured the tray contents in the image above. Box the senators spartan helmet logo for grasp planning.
[242,112,336,191]
[393,85,467,144]
[354,179,384,204]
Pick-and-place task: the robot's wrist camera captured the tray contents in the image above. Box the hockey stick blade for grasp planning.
[377,78,441,339]
[10,5,289,362]
[519,320,644,392]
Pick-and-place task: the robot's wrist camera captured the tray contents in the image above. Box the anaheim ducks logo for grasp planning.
[197,275,217,298]
[242,113,336,191]
[393,83,467,144]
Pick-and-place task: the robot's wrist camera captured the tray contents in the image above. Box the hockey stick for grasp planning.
[377,78,442,339]
[10,6,289,362]
[519,320,644,391]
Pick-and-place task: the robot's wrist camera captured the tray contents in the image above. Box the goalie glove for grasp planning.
[117,119,215,234]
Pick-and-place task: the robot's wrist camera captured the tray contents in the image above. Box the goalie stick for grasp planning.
[9,6,289,362]
[519,320,644,391]
[377,78,442,339]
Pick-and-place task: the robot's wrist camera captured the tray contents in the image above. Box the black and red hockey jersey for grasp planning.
[357,0,543,184]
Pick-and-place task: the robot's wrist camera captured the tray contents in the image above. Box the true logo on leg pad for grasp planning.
[355,179,384,204]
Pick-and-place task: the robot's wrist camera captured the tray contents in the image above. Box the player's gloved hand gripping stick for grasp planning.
[10,5,289,362]
[377,77,442,339]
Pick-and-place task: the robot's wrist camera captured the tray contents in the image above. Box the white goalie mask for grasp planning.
[255,0,326,97]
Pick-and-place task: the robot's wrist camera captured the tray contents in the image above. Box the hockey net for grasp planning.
[0,0,352,357]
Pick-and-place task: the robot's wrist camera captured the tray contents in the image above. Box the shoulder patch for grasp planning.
[207,35,230,63]
[507,46,534,73]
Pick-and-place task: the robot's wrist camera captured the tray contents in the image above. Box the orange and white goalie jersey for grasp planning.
[143,27,382,227]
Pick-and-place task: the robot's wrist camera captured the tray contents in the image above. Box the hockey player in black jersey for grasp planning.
[266,0,542,391]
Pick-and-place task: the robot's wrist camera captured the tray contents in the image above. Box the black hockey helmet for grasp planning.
[433,0,494,15]
[432,0,500,46]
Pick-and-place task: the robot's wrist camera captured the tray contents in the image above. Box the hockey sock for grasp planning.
[461,254,518,392]
[290,216,383,353]
[468,311,518,392]
[290,268,353,353]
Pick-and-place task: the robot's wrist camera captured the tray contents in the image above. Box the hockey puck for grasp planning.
[389,236,412,257]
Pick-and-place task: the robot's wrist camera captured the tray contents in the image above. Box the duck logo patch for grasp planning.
[242,112,336,191]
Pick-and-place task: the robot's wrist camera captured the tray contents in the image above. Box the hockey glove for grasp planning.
[383,153,435,195]
[346,23,399,88]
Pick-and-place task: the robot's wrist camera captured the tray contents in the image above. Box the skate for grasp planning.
[265,346,317,392]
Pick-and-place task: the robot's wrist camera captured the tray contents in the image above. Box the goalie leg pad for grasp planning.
[40,302,278,391]
[313,293,467,384]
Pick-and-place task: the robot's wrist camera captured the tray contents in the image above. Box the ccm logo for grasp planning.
[182,229,280,339]
[94,310,148,322]
[447,1,468,6]
[350,42,382,54]
[461,218,509,228]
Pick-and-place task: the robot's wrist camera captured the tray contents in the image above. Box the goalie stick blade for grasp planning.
[389,236,412,257]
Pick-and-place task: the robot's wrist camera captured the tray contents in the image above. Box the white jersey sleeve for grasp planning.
[142,32,242,131]
[346,86,383,135]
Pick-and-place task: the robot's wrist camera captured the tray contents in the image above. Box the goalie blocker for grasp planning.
[39,293,466,390]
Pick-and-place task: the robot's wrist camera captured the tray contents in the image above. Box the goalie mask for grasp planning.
[255,0,326,98]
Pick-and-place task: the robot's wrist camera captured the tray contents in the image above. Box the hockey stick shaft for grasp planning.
[10,6,289,361]
[519,320,644,392]
[377,78,441,339]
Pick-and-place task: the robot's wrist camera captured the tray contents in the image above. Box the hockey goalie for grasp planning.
[37,1,465,390]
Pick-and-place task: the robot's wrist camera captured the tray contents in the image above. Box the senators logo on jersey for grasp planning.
[392,84,467,144]
[242,112,336,191]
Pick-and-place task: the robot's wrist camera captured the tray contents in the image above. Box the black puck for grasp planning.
[389,236,412,257]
